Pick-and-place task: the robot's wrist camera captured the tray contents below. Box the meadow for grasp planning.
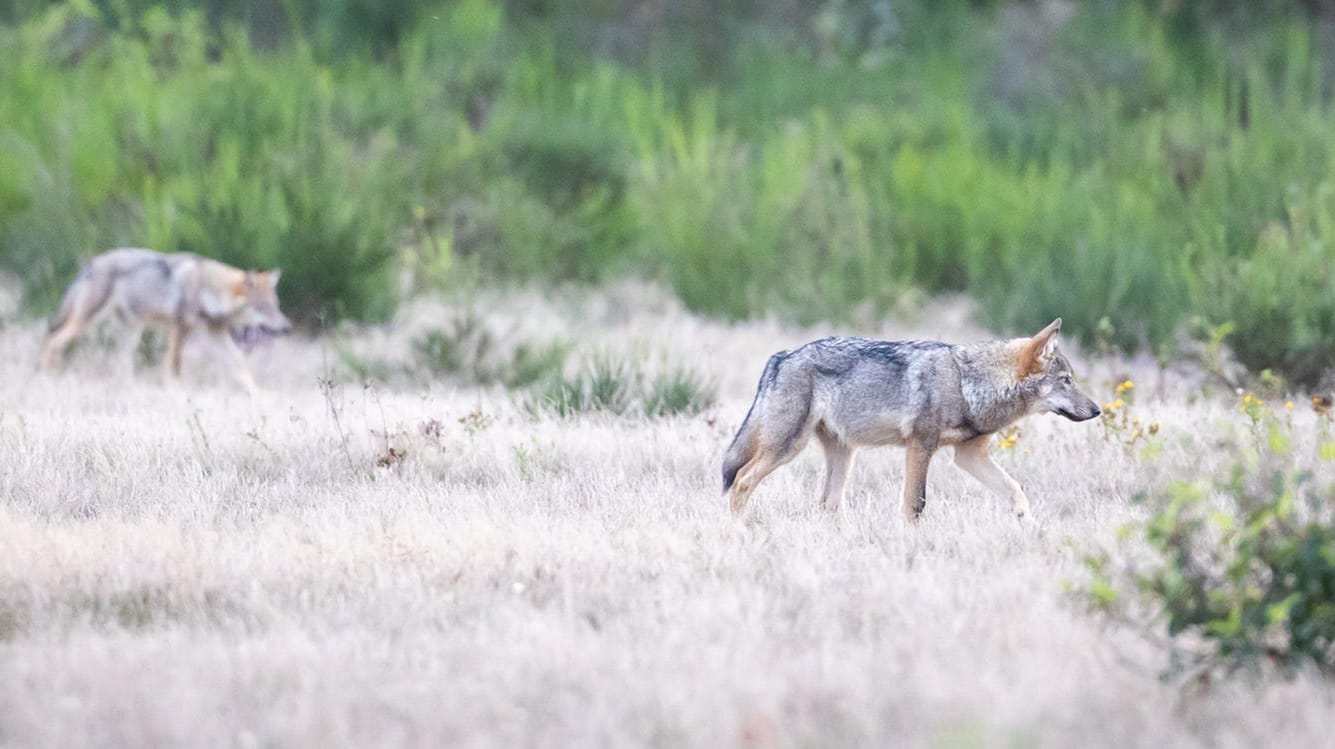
[2,288,1333,747]
[5,2,1335,744]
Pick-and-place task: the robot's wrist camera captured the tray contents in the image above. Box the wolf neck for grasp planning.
[953,343,1042,435]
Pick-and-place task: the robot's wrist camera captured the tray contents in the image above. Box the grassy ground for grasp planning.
[1,288,1332,747]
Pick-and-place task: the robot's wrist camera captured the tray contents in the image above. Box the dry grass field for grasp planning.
[1,287,1332,748]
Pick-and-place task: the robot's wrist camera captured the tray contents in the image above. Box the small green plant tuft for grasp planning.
[522,356,715,419]
[411,312,497,382]
[502,340,570,389]
[643,366,718,417]
[525,373,589,418]
[586,356,633,415]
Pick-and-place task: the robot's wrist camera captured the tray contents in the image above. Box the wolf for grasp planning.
[39,248,292,393]
[721,319,1100,521]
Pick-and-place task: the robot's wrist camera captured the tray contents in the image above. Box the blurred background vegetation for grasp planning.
[4,0,1335,383]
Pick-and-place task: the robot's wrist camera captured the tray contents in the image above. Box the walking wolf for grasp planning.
[41,248,291,393]
[722,319,1100,521]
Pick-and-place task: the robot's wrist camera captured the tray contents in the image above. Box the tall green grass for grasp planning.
[4,1,1335,382]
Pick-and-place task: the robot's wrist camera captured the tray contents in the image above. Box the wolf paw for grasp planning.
[903,501,926,523]
[1015,510,1042,531]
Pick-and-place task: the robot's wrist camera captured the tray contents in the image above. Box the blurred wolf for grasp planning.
[40,248,292,393]
[721,318,1100,521]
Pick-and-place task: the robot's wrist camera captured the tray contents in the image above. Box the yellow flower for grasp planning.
[1113,398,1125,410]
[1115,380,1134,394]
[1286,401,1294,411]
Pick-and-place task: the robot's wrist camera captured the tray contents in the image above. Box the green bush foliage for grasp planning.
[4,1,1335,380]
[1086,425,1335,677]
[0,3,403,323]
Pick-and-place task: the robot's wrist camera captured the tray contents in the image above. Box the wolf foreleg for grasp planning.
[211,329,260,395]
[902,440,936,521]
[816,428,855,512]
[953,435,1031,518]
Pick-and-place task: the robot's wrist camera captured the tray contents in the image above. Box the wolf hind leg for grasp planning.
[166,323,190,377]
[41,265,117,373]
[954,435,1031,519]
[40,318,86,373]
[114,322,146,378]
[41,303,100,373]
[728,416,815,519]
[816,424,855,512]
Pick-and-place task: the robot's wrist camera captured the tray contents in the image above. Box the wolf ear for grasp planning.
[1018,318,1062,378]
[1034,317,1062,353]
[268,269,282,289]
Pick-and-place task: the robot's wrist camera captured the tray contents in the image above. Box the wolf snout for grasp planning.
[1055,403,1101,421]
[265,319,293,335]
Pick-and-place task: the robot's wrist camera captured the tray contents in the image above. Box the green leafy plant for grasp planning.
[1085,432,1335,679]
[643,366,718,417]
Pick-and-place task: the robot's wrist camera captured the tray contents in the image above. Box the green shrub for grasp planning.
[6,1,1335,381]
[0,5,400,325]
[1187,185,1335,386]
[1086,430,1335,677]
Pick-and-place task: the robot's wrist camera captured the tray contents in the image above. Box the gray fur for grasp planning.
[49,249,275,333]
[722,320,1100,521]
[40,248,291,393]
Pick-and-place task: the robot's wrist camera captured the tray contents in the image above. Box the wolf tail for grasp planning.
[721,418,755,493]
[48,261,112,333]
[721,352,785,492]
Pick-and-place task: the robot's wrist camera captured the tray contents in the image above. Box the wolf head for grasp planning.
[206,269,292,350]
[237,270,292,334]
[1018,318,1100,422]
